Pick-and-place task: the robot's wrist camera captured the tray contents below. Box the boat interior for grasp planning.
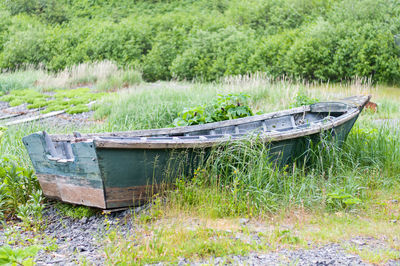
[39,102,353,161]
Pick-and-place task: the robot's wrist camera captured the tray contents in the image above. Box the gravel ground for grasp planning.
[0,205,143,265]
[1,205,399,265]
[194,246,369,265]
[39,111,98,129]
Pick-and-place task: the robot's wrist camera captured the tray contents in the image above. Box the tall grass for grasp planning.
[93,76,315,132]
[167,123,400,218]
[1,72,400,221]
[0,61,142,93]
[36,61,142,91]
[0,67,47,93]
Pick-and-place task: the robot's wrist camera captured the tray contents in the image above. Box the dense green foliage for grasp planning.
[0,0,399,84]
[0,157,40,220]
[172,93,255,126]
[0,245,41,265]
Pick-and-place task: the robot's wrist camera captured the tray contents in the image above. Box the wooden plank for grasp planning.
[93,108,360,149]
[1,110,65,127]
[310,102,349,113]
[0,113,23,121]
[0,106,40,120]
[37,174,106,209]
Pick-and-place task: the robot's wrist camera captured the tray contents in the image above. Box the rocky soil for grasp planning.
[1,204,399,265]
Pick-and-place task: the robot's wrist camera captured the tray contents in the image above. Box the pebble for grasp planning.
[351,239,367,246]
[239,218,249,226]
[1,207,400,265]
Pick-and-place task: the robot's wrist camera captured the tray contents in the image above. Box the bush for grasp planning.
[71,19,151,67]
[3,0,68,24]
[142,28,186,81]
[172,93,255,127]
[171,27,257,81]
[0,0,400,84]
[0,157,41,219]
[0,25,49,69]
[285,19,338,81]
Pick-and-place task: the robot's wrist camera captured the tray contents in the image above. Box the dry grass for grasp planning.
[28,61,142,91]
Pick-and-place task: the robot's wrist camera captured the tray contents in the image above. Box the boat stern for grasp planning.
[23,132,107,209]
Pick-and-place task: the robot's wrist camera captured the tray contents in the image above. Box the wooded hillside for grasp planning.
[0,0,399,83]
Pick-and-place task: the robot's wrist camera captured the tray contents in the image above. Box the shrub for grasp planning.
[0,157,41,219]
[172,93,254,127]
[1,0,400,84]
[285,19,338,81]
[0,25,49,69]
[142,28,186,81]
[71,19,151,67]
[249,29,298,76]
[3,0,68,24]
[171,27,257,81]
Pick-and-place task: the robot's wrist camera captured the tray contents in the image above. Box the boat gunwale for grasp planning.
[93,107,361,149]
[50,105,311,141]
[48,95,370,142]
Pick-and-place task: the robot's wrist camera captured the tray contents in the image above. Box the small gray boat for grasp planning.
[23,95,370,209]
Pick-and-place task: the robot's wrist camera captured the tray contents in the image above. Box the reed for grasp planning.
[166,122,400,217]
[1,72,400,223]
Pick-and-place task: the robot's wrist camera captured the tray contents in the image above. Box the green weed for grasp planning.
[290,91,319,108]
[346,245,400,264]
[17,190,45,230]
[0,245,41,266]
[54,203,98,219]
[104,225,265,264]
[172,92,255,126]
[0,157,40,220]
[0,127,7,142]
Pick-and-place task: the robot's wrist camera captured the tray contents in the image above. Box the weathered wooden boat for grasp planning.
[23,95,370,209]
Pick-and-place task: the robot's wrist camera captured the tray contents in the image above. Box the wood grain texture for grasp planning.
[105,185,158,208]
[37,174,106,208]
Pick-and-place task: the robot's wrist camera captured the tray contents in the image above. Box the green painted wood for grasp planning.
[23,133,103,189]
[96,148,204,188]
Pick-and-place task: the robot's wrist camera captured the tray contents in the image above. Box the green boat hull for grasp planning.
[22,96,368,209]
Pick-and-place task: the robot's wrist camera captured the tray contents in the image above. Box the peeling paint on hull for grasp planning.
[38,174,106,208]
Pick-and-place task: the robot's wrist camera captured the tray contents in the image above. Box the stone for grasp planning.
[239,218,249,226]
[351,239,366,246]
